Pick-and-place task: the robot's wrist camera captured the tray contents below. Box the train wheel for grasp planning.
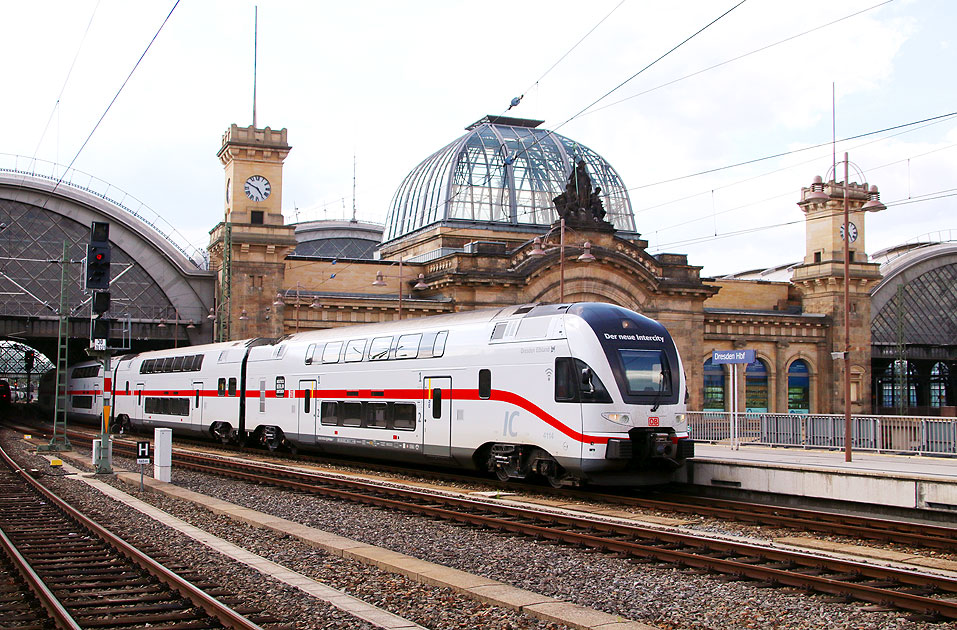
[495,466,510,481]
[538,457,566,488]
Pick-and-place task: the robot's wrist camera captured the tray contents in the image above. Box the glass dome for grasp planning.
[383,116,635,243]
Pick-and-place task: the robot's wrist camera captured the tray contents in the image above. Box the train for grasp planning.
[44,302,693,486]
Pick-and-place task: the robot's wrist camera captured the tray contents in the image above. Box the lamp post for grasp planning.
[814,153,885,462]
[372,256,428,319]
[529,218,596,302]
[274,283,322,333]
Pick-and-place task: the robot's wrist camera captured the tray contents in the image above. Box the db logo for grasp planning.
[648,416,660,426]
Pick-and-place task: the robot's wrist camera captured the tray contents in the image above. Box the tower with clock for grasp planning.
[209,124,298,340]
[792,174,885,413]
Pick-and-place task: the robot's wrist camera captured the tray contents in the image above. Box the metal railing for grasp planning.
[688,411,957,457]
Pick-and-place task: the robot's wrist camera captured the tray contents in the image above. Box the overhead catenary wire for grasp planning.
[49,0,181,199]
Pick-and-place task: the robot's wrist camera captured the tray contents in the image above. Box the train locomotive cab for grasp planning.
[568,303,691,485]
[480,303,691,488]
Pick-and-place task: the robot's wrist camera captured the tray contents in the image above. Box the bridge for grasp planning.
[0,156,215,368]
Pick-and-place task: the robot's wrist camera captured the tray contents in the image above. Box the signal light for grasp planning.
[92,291,110,315]
[92,317,110,341]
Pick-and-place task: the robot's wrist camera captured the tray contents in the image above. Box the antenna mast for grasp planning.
[252,6,258,128]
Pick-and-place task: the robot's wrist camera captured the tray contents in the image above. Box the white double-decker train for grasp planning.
[59,303,693,485]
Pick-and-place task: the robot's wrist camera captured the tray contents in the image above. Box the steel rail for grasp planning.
[0,444,267,630]
[165,450,957,620]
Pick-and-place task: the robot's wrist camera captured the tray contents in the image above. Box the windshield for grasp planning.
[619,349,671,396]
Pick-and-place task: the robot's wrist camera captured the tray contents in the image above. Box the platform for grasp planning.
[677,443,957,513]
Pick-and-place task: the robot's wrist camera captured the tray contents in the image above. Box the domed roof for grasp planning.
[383,115,635,243]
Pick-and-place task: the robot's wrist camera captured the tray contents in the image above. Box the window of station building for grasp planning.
[787,360,810,414]
[251,210,264,225]
[368,336,392,361]
[395,334,421,359]
[344,339,366,362]
[703,358,725,410]
[745,358,769,413]
[931,362,951,408]
[322,341,343,364]
[878,360,918,410]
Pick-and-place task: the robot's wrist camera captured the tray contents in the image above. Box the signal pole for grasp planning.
[86,221,113,474]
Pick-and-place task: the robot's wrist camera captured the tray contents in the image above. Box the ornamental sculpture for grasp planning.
[552,160,613,230]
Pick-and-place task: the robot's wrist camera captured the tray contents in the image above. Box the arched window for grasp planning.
[930,362,950,408]
[745,358,769,412]
[703,358,725,410]
[878,360,918,410]
[787,360,810,414]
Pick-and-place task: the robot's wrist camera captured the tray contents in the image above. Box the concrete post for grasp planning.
[154,428,172,482]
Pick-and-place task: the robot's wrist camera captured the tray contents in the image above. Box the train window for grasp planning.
[172,356,185,372]
[273,345,286,359]
[432,388,442,419]
[341,402,362,427]
[195,388,200,408]
[218,351,228,363]
[228,378,237,397]
[71,395,93,409]
[259,380,266,412]
[322,341,342,363]
[320,401,338,426]
[393,403,416,430]
[368,336,392,361]
[432,331,448,357]
[490,322,507,341]
[555,358,575,402]
[218,378,226,397]
[305,344,316,364]
[478,369,491,399]
[303,388,311,414]
[618,349,672,396]
[163,357,175,372]
[395,334,421,359]
[366,402,388,428]
[344,339,366,362]
[189,355,202,371]
[275,376,286,398]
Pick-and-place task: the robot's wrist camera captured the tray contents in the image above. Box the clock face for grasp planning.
[839,222,858,243]
[244,175,271,202]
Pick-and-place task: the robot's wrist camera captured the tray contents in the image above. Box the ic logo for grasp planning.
[648,416,660,427]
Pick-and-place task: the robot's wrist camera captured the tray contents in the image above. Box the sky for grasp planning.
[2,0,955,277]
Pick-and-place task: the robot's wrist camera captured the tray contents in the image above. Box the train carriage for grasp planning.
[64,303,693,486]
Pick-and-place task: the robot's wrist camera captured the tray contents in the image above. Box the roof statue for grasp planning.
[552,160,614,230]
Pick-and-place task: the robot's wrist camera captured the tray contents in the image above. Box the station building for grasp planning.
[208,117,955,416]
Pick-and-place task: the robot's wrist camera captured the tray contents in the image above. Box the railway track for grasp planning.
[99,443,957,621]
[0,442,276,630]
[30,421,957,555]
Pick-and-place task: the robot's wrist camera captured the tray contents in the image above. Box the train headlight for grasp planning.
[601,412,631,425]
[675,413,686,425]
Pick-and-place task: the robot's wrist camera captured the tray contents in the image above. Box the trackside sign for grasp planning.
[712,349,755,364]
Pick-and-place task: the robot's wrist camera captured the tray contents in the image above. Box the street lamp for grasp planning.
[372,256,427,319]
[825,152,886,462]
[529,218,596,302]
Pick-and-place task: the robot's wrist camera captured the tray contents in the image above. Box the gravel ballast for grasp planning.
[9,429,957,630]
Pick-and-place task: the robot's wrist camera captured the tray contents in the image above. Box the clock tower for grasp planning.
[791,174,885,413]
[209,124,297,340]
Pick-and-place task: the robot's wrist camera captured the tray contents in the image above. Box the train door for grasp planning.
[298,379,317,440]
[135,382,145,420]
[191,381,203,427]
[423,376,451,458]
